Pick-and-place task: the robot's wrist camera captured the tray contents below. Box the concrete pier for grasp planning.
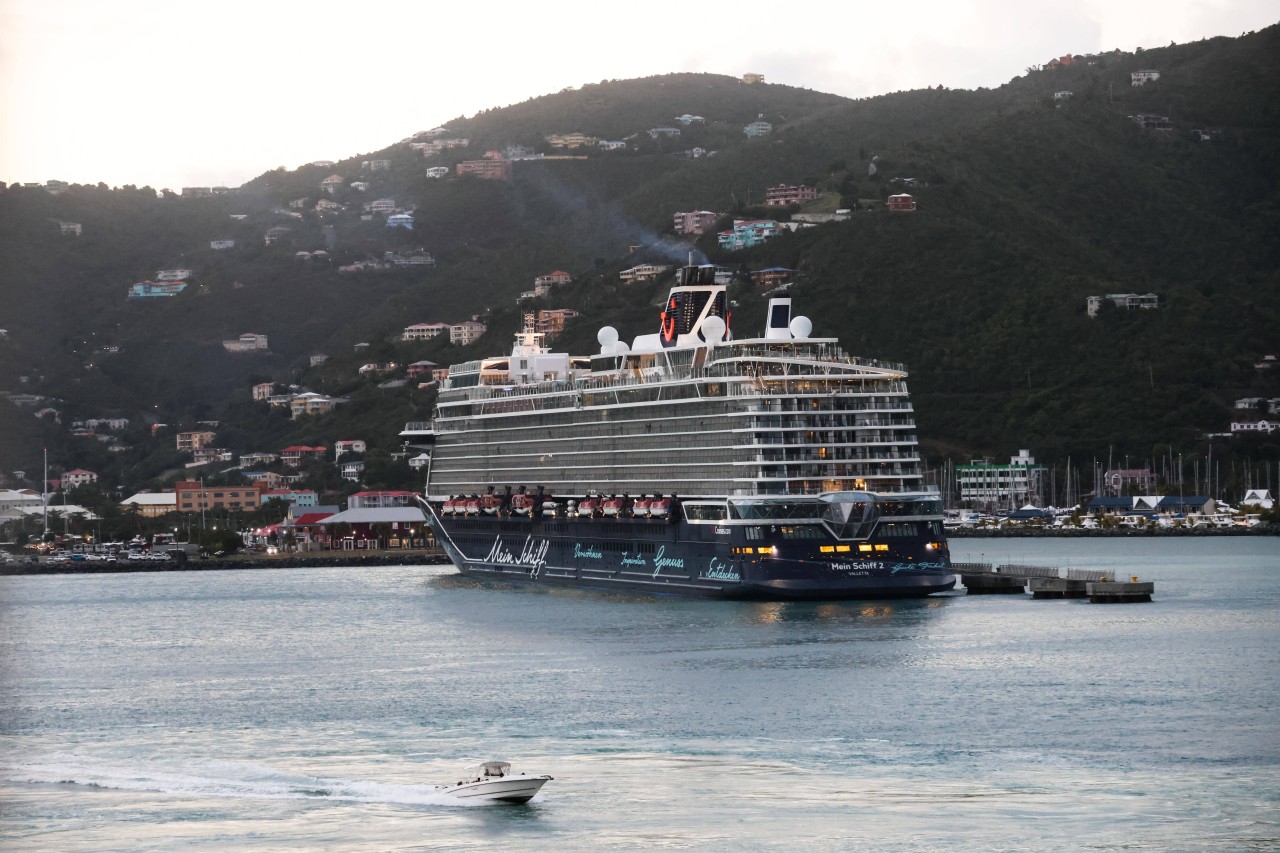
[954,562,1154,602]
[1028,577,1088,599]
[1087,580,1155,603]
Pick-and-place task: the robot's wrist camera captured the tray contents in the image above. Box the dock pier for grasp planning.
[955,563,1153,603]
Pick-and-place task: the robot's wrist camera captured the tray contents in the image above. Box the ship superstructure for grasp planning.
[403,265,953,599]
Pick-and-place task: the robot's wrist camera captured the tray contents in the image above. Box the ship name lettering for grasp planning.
[620,552,646,567]
[573,543,603,559]
[651,546,685,577]
[704,557,741,581]
[486,536,549,574]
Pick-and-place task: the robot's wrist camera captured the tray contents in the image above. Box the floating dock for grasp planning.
[955,563,1153,603]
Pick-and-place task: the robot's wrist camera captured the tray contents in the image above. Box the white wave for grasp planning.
[1,753,493,807]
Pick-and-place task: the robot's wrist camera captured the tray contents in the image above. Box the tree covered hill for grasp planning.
[1,26,1277,495]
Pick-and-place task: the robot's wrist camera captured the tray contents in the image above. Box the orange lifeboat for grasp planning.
[631,497,651,518]
[511,493,534,516]
[464,497,482,516]
[649,496,671,518]
[577,497,599,518]
[481,494,502,515]
[602,496,624,517]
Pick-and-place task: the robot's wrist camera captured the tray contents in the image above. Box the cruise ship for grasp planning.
[401,264,954,599]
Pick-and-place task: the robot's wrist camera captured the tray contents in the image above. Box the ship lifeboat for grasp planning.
[649,497,671,519]
[464,497,482,516]
[631,497,651,518]
[602,496,624,518]
[441,497,460,516]
[510,494,534,516]
[481,494,502,515]
[577,498,599,518]
[541,500,559,518]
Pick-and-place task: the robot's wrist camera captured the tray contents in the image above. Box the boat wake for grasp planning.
[1,753,496,807]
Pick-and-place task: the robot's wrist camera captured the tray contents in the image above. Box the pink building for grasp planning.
[887,194,917,212]
[765,185,818,206]
[673,210,718,235]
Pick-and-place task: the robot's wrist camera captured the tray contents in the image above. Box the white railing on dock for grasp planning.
[995,564,1061,579]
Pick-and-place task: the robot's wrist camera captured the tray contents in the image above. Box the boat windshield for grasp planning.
[469,761,511,778]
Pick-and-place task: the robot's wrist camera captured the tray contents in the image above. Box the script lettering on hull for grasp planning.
[484,535,550,577]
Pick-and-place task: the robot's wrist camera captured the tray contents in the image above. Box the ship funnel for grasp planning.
[765,297,793,339]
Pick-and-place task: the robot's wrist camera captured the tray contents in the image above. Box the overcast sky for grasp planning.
[1,0,1275,191]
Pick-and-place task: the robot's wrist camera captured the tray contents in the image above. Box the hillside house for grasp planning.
[1054,90,1073,100]
[1132,113,1171,129]
[675,114,705,125]
[648,127,682,139]
[210,239,235,250]
[334,439,367,459]
[310,353,328,367]
[365,159,391,172]
[239,452,278,468]
[156,268,192,282]
[315,199,343,213]
[176,430,216,452]
[364,198,397,214]
[598,140,627,151]
[340,461,365,481]
[280,446,327,467]
[545,132,596,148]
[1242,490,1274,509]
[751,267,793,288]
[60,468,98,490]
[261,489,319,509]
[717,220,780,250]
[742,73,765,84]
[536,308,580,338]
[191,447,234,465]
[223,333,269,352]
[536,270,572,289]
[1231,418,1278,434]
[450,321,487,346]
[386,213,414,230]
[59,221,82,236]
[349,490,418,509]
[403,322,449,341]
[320,174,345,193]
[1131,70,1160,86]
[1103,468,1156,496]
[425,166,450,178]
[358,362,397,376]
[349,181,371,192]
[289,393,341,419]
[264,226,291,245]
[673,210,718,235]
[743,120,772,137]
[619,264,671,283]
[1086,293,1159,317]
[766,184,819,206]
[456,159,512,180]
[886,194,917,212]
[406,360,438,379]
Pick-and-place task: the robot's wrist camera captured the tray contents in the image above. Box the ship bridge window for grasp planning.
[818,491,877,540]
[877,498,942,517]
[877,522,921,538]
[683,502,728,521]
[728,501,821,520]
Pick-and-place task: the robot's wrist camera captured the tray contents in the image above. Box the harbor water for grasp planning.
[1,537,1277,851]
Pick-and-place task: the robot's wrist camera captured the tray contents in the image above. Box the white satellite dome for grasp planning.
[701,315,725,344]
[789,316,812,339]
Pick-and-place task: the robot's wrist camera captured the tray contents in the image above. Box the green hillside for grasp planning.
[2,27,1278,501]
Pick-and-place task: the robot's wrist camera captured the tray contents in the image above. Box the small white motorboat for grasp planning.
[438,761,552,804]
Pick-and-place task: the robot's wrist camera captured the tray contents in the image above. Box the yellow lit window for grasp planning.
[875,544,889,551]
[819,546,835,553]
[835,545,851,553]
[858,544,873,552]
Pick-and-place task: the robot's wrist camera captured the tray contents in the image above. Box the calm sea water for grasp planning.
[1,537,1277,852]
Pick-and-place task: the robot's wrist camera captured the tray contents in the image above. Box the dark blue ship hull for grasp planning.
[422,502,955,600]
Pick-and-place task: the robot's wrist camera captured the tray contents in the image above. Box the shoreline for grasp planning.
[0,551,452,577]
[947,526,1276,538]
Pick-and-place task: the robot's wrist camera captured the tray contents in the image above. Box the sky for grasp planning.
[1,0,1275,191]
